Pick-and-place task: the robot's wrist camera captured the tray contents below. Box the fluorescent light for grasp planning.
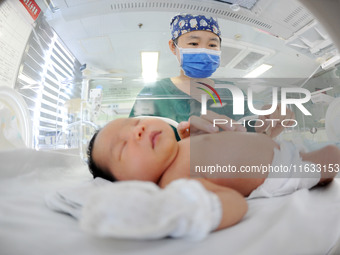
[321,55,340,70]
[141,51,159,82]
[244,64,272,78]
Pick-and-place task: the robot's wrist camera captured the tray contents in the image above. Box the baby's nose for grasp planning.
[133,124,145,140]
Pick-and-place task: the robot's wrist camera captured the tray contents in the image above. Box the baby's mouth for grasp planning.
[150,131,162,149]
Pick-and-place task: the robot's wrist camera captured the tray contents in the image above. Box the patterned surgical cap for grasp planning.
[170,14,221,41]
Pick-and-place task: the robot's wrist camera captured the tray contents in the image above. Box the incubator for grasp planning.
[2,1,340,255]
[1,0,340,159]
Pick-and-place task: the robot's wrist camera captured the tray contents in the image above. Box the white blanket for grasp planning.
[45,177,111,218]
[1,149,340,255]
[46,178,222,240]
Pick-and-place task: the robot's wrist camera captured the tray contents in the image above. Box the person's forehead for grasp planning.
[96,118,127,145]
[93,118,130,164]
[180,30,219,40]
[109,118,131,133]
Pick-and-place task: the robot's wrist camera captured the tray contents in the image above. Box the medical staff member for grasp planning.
[129,13,293,139]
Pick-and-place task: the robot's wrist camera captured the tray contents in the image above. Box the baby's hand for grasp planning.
[177,117,219,139]
[177,121,191,139]
[177,112,246,140]
[178,118,218,139]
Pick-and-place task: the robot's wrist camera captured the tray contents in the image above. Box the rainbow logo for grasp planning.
[196,82,222,106]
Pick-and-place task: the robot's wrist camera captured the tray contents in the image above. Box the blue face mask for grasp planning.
[177,46,221,78]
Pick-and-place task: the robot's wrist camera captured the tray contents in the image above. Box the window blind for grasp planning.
[15,15,82,150]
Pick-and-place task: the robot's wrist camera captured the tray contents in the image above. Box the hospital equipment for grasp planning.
[2,0,340,254]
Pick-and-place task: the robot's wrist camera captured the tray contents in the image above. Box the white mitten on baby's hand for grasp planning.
[80,179,222,240]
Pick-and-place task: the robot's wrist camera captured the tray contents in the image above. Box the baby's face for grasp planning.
[92,118,179,183]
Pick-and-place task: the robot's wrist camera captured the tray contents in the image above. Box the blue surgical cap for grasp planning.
[170,14,221,41]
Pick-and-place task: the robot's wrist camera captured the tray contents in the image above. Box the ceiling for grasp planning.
[34,0,338,82]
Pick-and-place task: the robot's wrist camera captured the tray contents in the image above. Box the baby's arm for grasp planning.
[196,178,248,230]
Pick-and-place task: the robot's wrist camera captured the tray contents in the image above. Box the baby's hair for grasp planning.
[87,130,117,182]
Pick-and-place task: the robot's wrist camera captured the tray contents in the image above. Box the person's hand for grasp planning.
[177,110,246,140]
[255,105,295,138]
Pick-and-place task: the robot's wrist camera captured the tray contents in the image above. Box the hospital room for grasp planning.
[2,0,340,254]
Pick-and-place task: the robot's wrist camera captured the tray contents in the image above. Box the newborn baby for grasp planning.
[87,117,338,231]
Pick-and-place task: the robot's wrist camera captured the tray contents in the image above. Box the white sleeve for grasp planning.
[79,179,222,241]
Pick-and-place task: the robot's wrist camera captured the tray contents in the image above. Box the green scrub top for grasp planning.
[129,78,255,139]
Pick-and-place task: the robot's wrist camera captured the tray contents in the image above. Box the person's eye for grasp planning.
[188,42,198,46]
[209,43,218,48]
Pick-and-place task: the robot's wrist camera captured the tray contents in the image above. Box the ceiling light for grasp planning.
[321,55,340,70]
[244,64,272,78]
[141,51,159,82]
[213,0,258,10]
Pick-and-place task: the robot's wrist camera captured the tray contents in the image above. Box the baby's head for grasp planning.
[87,117,179,183]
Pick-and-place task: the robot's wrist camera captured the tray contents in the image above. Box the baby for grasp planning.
[87,117,339,231]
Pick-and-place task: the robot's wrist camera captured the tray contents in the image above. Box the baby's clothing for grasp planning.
[248,140,321,199]
[80,179,222,241]
[46,178,221,241]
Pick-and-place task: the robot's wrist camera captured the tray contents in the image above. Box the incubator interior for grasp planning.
[1,0,340,156]
[3,1,340,255]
